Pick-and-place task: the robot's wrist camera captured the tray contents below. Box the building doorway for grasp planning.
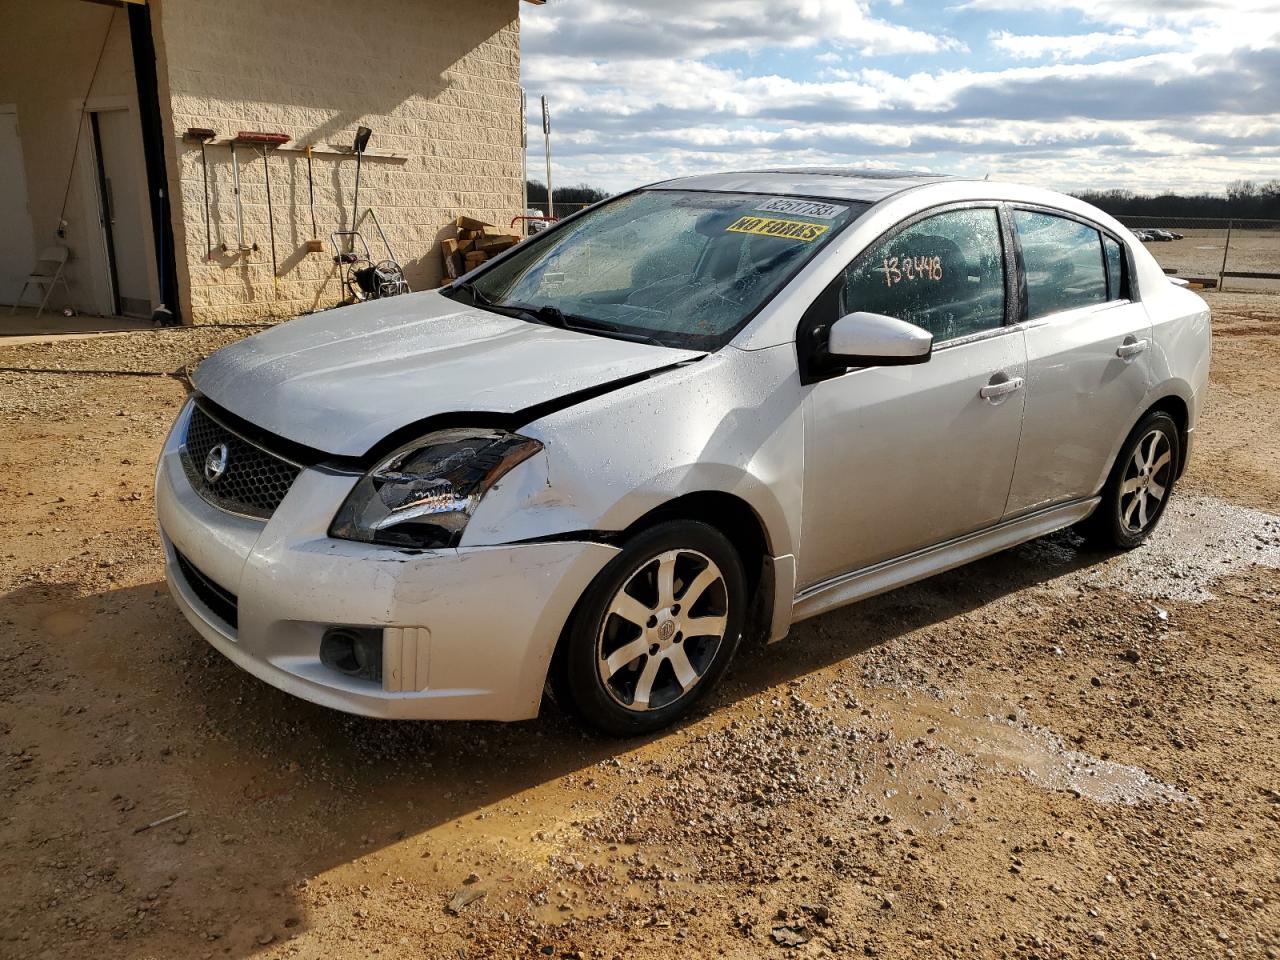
[89,108,152,319]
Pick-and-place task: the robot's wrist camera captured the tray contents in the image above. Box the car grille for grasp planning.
[179,402,301,519]
[173,549,239,630]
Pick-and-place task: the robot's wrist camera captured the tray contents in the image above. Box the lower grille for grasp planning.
[174,549,239,630]
[180,402,301,519]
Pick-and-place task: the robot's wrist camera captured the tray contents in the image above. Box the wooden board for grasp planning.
[455,215,493,232]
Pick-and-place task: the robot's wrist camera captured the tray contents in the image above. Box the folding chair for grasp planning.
[11,245,76,319]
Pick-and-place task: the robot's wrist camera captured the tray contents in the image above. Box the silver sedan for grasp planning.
[156,169,1211,735]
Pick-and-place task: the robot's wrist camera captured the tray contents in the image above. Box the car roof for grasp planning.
[647,168,967,203]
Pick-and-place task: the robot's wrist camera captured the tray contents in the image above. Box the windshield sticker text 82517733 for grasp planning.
[878,254,944,287]
[726,216,829,242]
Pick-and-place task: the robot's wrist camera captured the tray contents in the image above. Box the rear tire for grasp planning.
[1078,411,1180,550]
[552,520,747,736]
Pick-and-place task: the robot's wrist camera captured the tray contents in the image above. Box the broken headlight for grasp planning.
[330,429,542,549]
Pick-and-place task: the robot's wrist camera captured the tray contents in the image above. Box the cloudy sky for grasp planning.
[519,0,1280,196]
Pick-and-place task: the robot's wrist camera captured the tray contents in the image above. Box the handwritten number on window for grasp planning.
[878,254,943,288]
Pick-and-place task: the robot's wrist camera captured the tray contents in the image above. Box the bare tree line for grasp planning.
[524,177,1280,222]
[1073,180,1280,221]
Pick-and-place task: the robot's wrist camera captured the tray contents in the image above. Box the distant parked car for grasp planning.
[1132,229,1154,242]
[1145,228,1176,242]
[158,170,1212,735]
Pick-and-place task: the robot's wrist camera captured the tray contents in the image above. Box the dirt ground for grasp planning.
[1139,230,1279,294]
[1,291,1278,960]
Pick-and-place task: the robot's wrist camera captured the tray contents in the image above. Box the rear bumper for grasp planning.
[156,403,619,721]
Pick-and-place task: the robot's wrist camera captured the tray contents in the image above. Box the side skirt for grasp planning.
[791,497,1099,623]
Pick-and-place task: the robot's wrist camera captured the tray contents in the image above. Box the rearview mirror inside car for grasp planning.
[828,311,933,366]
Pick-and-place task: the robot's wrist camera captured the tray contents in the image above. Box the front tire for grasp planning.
[554,520,747,736]
[1079,410,1180,550]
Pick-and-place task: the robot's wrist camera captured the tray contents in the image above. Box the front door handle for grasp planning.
[980,375,1024,401]
[1116,337,1149,360]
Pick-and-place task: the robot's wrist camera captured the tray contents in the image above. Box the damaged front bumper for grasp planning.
[154,407,619,721]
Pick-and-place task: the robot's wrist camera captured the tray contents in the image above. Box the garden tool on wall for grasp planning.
[229,139,248,253]
[182,128,216,261]
[348,125,372,255]
[233,132,291,295]
[329,125,408,305]
[305,146,323,253]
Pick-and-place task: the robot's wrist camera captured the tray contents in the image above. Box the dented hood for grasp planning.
[193,291,703,457]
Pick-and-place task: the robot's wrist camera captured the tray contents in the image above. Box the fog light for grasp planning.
[319,627,383,683]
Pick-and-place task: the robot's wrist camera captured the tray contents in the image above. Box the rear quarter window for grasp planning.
[1103,235,1126,300]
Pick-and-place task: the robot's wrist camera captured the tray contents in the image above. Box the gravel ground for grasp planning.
[0,291,1277,960]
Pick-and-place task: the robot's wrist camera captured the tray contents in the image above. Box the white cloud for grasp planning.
[522,0,966,60]
[520,0,1280,195]
[989,28,1183,60]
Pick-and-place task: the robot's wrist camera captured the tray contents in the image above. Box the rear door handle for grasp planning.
[980,375,1024,401]
[1116,337,1149,360]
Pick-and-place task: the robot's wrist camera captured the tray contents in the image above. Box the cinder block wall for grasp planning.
[151,0,523,325]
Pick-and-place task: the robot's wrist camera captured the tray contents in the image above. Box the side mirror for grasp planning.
[828,311,933,366]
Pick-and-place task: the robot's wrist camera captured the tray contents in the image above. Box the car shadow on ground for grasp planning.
[2,528,1105,958]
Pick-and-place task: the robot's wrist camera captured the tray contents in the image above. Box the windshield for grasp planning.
[447,190,866,349]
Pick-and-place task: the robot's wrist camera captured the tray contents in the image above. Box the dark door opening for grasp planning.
[127,2,181,324]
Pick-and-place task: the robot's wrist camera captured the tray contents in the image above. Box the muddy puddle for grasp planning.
[869,691,1189,828]
[1021,495,1280,602]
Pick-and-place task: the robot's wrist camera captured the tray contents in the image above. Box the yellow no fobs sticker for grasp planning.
[725,216,829,242]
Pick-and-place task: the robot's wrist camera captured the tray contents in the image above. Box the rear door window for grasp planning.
[841,207,1006,342]
[1014,210,1107,319]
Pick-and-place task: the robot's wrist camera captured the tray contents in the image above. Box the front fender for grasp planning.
[460,345,806,558]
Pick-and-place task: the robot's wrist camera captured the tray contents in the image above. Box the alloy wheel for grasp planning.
[596,549,729,712]
[1119,428,1173,534]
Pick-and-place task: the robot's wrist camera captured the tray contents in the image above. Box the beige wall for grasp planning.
[152,0,524,324]
[0,0,158,315]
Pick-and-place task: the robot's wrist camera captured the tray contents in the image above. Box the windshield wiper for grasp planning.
[556,312,668,347]
[458,292,668,348]
[447,280,494,307]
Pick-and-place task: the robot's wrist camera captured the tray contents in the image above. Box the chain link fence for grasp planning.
[1113,216,1280,292]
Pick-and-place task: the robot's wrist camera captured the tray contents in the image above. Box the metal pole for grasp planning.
[230,141,247,251]
[351,149,363,255]
[200,140,212,261]
[1219,218,1233,291]
[541,95,553,220]
[520,88,528,235]
[307,145,317,240]
[262,148,278,288]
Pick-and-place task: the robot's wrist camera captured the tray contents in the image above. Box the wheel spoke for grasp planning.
[679,565,721,609]
[631,655,661,709]
[1130,448,1146,475]
[1137,490,1150,528]
[602,638,650,678]
[667,646,699,691]
[1145,433,1163,470]
[683,613,727,639]
[1120,475,1144,494]
[1151,449,1172,476]
[608,592,653,629]
[655,553,677,608]
[1148,478,1167,502]
[1122,494,1141,528]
